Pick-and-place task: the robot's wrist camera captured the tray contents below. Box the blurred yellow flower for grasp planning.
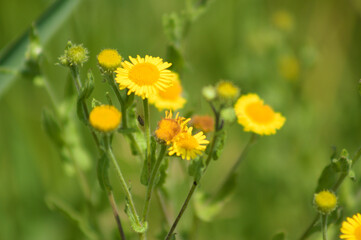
[234,94,285,135]
[89,105,121,132]
[278,55,300,81]
[340,213,361,240]
[272,10,294,32]
[97,49,122,72]
[314,190,337,214]
[192,115,214,133]
[216,81,240,100]
[169,127,209,160]
[155,111,190,144]
[115,55,174,99]
[149,74,186,111]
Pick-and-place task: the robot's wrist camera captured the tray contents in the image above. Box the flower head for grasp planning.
[202,85,217,101]
[169,127,209,160]
[272,10,294,32]
[234,93,285,135]
[97,49,122,72]
[340,213,361,240]
[149,74,186,111]
[155,111,190,144]
[314,190,337,214]
[115,55,174,99]
[89,105,121,132]
[59,42,89,66]
[216,81,240,100]
[278,55,300,81]
[192,115,214,133]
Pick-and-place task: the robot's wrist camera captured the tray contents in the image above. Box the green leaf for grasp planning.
[193,191,223,222]
[188,157,204,182]
[0,0,81,98]
[97,153,112,191]
[315,164,338,192]
[166,44,184,73]
[156,158,169,188]
[41,108,64,147]
[212,130,226,161]
[212,172,237,202]
[125,92,135,108]
[124,202,147,233]
[45,195,98,240]
[140,155,149,186]
[272,232,286,240]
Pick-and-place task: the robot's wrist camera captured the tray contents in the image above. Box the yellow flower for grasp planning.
[278,55,300,81]
[149,74,186,111]
[89,105,121,132]
[115,55,174,99]
[192,115,214,133]
[234,94,285,135]
[272,10,294,32]
[340,213,361,240]
[314,190,337,214]
[97,49,122,72]
[169,127,209,160]
[216,81,240,100]
[155,111,190,144]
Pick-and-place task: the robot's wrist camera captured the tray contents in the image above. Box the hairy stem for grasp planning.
[143,99,151,176]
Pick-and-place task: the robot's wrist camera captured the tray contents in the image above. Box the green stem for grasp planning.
[108,191,126,240]
[142,144,167,222]
[106,139,142,229]
[69,66,100,148]
[143,99,151,175]
[299,147,361,240]
[321,214,328,240]
[212,133,257,200]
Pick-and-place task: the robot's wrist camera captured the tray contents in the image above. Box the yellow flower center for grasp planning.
[176,133,199,150]
[155,119,181,142]
[97,49,121,71]
[89,105,121,132]
[246,102,275,124]
[355,226,361,240]
[129,63,160,86]
[158,80,182,100]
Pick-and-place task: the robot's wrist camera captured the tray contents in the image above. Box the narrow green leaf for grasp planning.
[188,157,204,182]
[97,153,112,191]
[212,130,226,161]
[0,0,81,98]
[41,108,64,147]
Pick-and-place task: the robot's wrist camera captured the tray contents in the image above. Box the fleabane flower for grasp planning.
[340,213,361,240]
[89,105,121,132]
[169,127,209,160]
[234,93,285,135]
[115,55,174,99]
[216,81,240,100]
[97,49,122,72]
[313,190,337,215]
[149,73,186,111]
[155,111,190,144]
[192,115,214,133]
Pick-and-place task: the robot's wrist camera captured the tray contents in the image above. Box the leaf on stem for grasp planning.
[212,129,226,161]
[97,153,112,191]
[188,157,205,182]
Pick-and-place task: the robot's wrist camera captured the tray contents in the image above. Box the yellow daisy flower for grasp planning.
[216,81,240,100]
[169,127,209,160]
[89,105,121,132]
[115,55,174,99]
[149,74,186,111]
[313,190,337,214]
[97,49,122,72]
[340,213,361,240]
[155,111,190,144]
[234,94,285,135]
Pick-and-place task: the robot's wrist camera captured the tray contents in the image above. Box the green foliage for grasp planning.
[188,157,205,182]
[272,232,286,240]
[41,108,64,147]
[76,70,94,124]
[212,129,226,160]
[194,191,223,222]
[97,153,111,191]
[156,158,169,188]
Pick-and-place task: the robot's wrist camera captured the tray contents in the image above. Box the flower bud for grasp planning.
[313,190,337,215]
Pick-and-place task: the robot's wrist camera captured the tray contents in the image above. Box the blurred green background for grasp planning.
[1,0,361,239]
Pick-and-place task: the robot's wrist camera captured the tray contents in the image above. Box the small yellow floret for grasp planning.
[89,105,121,132]
[97,49,122,72]
[155,111,189,144]
[216,81,240,100]
[272,10,294,32]
[340,213,361,240]
[314,190,337,214]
